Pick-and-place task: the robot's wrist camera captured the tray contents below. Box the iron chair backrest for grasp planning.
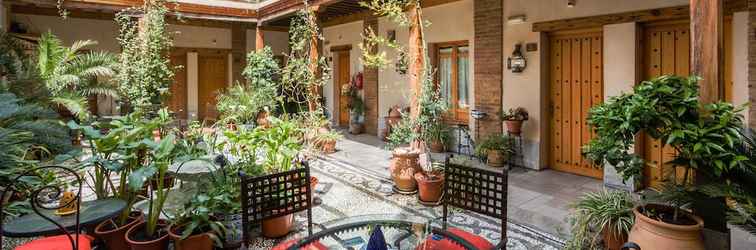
[239,161,313,245]
[0,166,83,249]
[443,156,508,249]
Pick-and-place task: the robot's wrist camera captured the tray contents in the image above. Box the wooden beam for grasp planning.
[532,0,745,32]
[9,0,257,18]
[329,44,351,52]
[691,0,724,104]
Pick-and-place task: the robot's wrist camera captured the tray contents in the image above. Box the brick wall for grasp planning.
[473,0,503,139]
[363,16,379,135]
[749,0,756,127]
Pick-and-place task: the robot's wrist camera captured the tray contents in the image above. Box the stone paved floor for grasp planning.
[329,132,604,238]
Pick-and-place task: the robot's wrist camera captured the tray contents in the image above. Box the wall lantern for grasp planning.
[507,44,527,73]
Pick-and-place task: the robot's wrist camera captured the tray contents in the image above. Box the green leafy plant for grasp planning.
[218,46,282,125]
[114,0,175,112]
[171,193,228,247]
[386,67,447,149]
[565,190,636,250]
[584,75,749,225]
[216,85,263,125]
[312,130,343,145]
[37,32,117,120]
[500,107,528,121]
[224,117,303,176]
[425,122,450,144]
[474,134,515,158]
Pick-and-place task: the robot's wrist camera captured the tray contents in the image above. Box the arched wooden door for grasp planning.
[548,30,604,179]
[641,19,733,189]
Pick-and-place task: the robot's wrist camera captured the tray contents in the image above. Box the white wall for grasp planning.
[732,12,749,125]
[246,28,290,56]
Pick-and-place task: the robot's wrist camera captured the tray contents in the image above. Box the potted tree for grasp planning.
[500,107,528,135]
[243,46,281,129]
[474,135,514,167]
[348,90,365,135]
[584,76,749,249]
[168,193,227,250]
[414,162,445,204]
[313,130,342,154]
[565,190,636,250]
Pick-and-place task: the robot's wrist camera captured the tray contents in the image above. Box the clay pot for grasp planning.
[125,220,170,250]
[226,122,237,131]
[504,120,524,135]
[602,224,628,250]
[389,107,402,118]
[626,205,704,250]
[389,147,421,192]
[349,123,364,134]
[256,111,270,128]
[262,213,294,238]
[94,211,144,250]
[487,150,507,167]
[168,224,214,250]
[321,140,336,154]
[429,140,445,153]
[415,172,445,203]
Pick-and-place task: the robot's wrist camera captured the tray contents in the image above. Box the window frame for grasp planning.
[432,40,470,125]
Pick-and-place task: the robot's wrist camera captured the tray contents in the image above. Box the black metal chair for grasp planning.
[239,160,314,247]
[443,156,509,250]
[0,165,88,250]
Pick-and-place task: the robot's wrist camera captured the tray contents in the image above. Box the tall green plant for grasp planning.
[115,0,175,112]
[37,32,117,120]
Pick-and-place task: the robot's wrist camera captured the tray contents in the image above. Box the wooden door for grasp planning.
[337,52,350,127]
[198,54,228,121]
[641,20,733,188]
[169,53,188,119]
[548,31,604,179]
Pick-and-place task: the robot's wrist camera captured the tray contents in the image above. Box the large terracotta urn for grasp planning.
[389,147,421,192]
[626,204,704,250]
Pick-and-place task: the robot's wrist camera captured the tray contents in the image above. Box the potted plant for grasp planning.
[313,130,342,154]
[565,190,636,250]
[168,193,227,250]
[425,122,449,153]
[474,134,514,167]
[584,75,750,249]
[225,117,303,238]
[500,107,528,135]
[344,77,365,134]
[414,162,445,204]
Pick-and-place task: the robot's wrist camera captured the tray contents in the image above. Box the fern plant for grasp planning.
[37,32,117,120]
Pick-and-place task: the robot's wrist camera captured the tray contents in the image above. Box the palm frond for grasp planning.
[80,85,119,98]
[51,92,90,121]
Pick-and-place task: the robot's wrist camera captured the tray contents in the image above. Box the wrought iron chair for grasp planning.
[442,155,509,250]
[239,160,314,246]
[0,165,90,250]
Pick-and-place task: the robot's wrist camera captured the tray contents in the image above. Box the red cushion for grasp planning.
[272,238,328,250]
[416,228,494,250]
[15,234,93,250]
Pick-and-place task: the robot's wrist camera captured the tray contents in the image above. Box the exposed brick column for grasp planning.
[749,0,756,127]
[231,22,246,84]
[363,16,379,135]
[473,0,504,139]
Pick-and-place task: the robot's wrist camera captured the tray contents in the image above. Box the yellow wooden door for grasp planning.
[337,52,350,127]
[549,31,604,179]
[198,55,228,121]
[641,20,733,189]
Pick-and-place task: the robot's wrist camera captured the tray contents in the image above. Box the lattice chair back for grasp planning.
[443,157,509,249]
[239,161,313,244]
[0,166,84,249]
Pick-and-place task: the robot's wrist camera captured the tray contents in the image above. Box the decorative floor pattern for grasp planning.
[248,156,565,249]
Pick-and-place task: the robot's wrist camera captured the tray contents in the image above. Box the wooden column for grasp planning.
[690,0,724,104]
[363,15,380,135]
[255,24,265,51]
[307,6,322,112]
[407,3,425,120]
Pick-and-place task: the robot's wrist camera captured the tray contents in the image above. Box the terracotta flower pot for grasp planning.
[349,123,364,134]
[626,204,704,250]
[389,107,402,118]
[321,140,336,154]
[168,224,214,250]
[414,172,445,203]
[602,224,628,250]
[504,120,523,135]
[94,211,144,250]
[125,220,170,250]
[389,147,421,192]
[262,213,294,238]
[487,150,506,167]
[256,111,270,128]
[429,140,445,153]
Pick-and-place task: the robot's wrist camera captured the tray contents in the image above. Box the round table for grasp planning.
[3,198,127,237]
[283,214,481,250]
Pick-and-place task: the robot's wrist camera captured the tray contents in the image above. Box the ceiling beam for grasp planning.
[9,0,257,18]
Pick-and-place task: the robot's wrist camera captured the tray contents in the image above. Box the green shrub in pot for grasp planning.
[565,190,636,250]
[169,193,228,250]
